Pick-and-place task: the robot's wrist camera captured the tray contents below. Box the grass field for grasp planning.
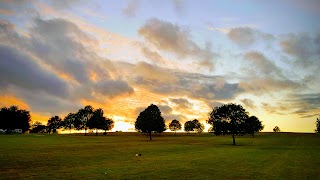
[0,132,319,179]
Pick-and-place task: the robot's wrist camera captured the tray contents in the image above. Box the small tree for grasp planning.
[316,116,320,133]
[193,119,204,135]
[101,117,114,135]
[184,120,194,135]
[245,116,264,137]
[273,126,281,132]
[87,108,107,136]
[169,119,181,135]
[47,116,62,133]
[135,104,165,140]
[30,121,47,133]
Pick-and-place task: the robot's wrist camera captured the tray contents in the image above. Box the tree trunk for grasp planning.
[175,130,176,136]
[85,128,87,136]
[252,133,254,138]
[149,131,152,141]
[232,133,236,145]
[96,129,98,136]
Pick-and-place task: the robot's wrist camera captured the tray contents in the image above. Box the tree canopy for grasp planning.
[184,119,204,135]
[169,119,181,135]
[207,103,250,145]
[135,104,166,140]
[0,106,30,133]
[47,116,62,133]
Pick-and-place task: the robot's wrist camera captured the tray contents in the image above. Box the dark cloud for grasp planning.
[94,79,134,98]
[280,33,320,68]
[228,27,274,47]
[170,98,192,109]
[289,93,320,118]
[139,18,215,71]
[0,45,69,98]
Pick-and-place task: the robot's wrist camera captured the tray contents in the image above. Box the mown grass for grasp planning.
[0,132,319,179]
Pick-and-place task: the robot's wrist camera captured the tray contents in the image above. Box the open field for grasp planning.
[0,132,319,179]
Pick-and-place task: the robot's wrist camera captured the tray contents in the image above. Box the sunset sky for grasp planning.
[0,0,319,132]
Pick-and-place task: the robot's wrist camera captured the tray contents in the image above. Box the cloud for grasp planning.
[170,98,192,109]
[139,18,215,70]
[0,44,69,98]
[140,46,165,65]
[288,93,320,118]
[122,0,140,17]
[94,79,134,98]
[239,78,300,94]
[227,27,274,47]
[244,51,283,77]
[241,99,256,110]
[134,62,179,84]
[280,33,320,68]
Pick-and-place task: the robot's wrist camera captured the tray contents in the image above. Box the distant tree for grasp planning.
[193,119,204,135]
[245,116,264,137]
[207,103,249,145]
[101,117,114,135]
[87,108,111,136]
[316,116,320,133]
[135,104,165,140]
[47,116,62,133]
[0,106,31,133]
[169,119,181,135]
[184,120,194,134]
[74,105,94,136]
[273,126,281,132]
[63,113,77,134]
[30,121,47,133]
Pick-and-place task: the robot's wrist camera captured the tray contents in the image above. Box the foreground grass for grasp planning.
[0,132,319,179]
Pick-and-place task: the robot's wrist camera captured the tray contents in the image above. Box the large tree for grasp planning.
[245,116,264,137]
[101,117,114,135]
[47,116,62,133]
[207,103,249,145]
[87,108,113,136]
[316,116,320,133]
[0,106,31,133]
[169,119,181,135]
[74,105,94,136]
[135,104,165,140]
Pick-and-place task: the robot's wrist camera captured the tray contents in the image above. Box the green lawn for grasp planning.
[0,132,319,179]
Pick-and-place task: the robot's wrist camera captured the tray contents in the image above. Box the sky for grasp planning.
[0,0,319,132]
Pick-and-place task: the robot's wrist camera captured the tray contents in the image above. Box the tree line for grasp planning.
[1,104,319,144]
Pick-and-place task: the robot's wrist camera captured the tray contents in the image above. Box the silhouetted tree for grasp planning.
[193,119,204,135]
[273,126,281,132]
[47,116,62,133]
[245,116,264,137]
[63,113,76,134]
[0,106,31,133]
[30,121,47,133]
[207,103,249,145]
[169,119,181,135]
[316,116,320,133]
[101,117,114,135]
[87,108,112,136]
[184,120,194,134]
[135,104,165,140]
[74,105,94,136]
